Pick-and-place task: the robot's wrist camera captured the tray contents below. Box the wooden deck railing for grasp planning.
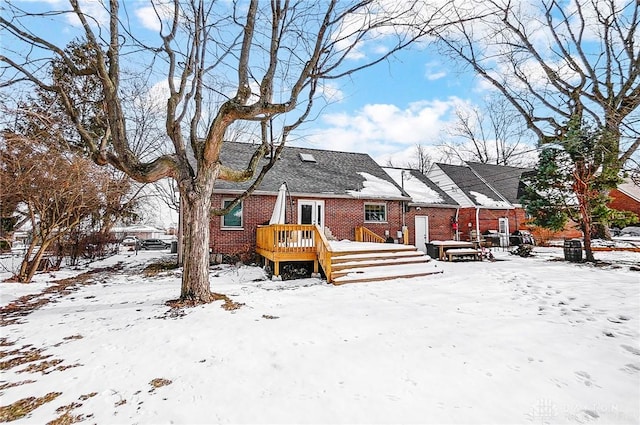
[355,226,387,243]
[313,225,333,282]
[256,224,318,253]
[256,224,334,281]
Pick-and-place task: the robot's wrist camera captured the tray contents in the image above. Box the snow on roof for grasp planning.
[110,225,165,233]
[617,178,640,201]
[347,172,403,198]
[384,168,444,204]
[469,191,512,208]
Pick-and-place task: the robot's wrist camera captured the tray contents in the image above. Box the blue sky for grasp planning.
[4,1,521,167]
[300,47,483,165]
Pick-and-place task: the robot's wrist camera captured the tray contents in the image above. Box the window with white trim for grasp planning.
[222,199,243,228]
[364,203,387,222]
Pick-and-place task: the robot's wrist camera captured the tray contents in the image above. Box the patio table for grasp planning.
[429,240,476,260]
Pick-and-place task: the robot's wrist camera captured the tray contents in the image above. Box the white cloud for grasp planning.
[65,0,109,27]
[141,79,171,112]
[424,61,446,81]
[302,97,469,165]
[426,71,446,81]
[135,5,161,32]
[319,81,344,103]
[135,2,175,32]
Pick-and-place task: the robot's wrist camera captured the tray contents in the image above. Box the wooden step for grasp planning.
[331,263,442,285]
[331,256,431,274]
[331,250,425,264]
[323,242,442,285]
[329,244,419,258]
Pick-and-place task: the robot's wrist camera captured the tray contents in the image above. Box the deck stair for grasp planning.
[328,244,438,285]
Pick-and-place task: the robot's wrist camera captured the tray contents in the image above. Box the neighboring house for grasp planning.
[110,225,166,240]
[210,142,410,259]
[609,177,640,223]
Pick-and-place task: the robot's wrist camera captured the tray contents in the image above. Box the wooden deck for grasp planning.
[256,224,431,284]
[255,224,326,277]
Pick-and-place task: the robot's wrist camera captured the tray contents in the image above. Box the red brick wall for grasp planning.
[453,207,527,240]
[209,194,408,255]
[210,194,556,255]
[404,207,458,243]
[520,189,640,245]
[609,189,640,220]
[324,198,404,240]
[210,194,276,258]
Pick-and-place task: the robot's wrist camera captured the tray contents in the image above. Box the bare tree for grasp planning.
[431,0,640,174]
[0,131,120,283]
[1,1,445,303]
[440,96,535,166]
[406,144,433,174]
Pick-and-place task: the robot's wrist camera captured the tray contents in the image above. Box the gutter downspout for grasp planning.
[475,207,481,242]
[455,207,460,241]
[400,171,407,244]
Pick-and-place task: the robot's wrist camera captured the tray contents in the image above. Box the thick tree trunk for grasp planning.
[17,242,50,283]
[573,164,597,263]
[582,223,595,262]
[179,185,215,303]
[591,223,611,240]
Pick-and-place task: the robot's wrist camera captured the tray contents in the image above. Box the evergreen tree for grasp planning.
[522,117,637,262]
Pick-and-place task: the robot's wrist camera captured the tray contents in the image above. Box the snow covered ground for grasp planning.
[1,246,639,424]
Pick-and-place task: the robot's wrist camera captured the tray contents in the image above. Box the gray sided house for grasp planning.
[466,162,533,207]
[426,162,530,245]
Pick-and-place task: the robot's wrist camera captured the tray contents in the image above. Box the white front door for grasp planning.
[298,200,324,228]
[498,217,510,247]
[414,215,429,253]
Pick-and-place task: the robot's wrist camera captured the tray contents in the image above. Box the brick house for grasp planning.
[609,178,640,223]
[210,142,411,260]
[211,142,607,261]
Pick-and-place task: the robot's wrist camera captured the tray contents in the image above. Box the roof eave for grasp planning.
[408,202,459,208]
[213,188,410,201]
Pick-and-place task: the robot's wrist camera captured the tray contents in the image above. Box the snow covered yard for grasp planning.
[1,247,639,424]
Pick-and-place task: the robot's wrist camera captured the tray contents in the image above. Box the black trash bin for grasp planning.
[425,243,439,260]
[171,240,178,254]
[563,239,582,262]
[509,234,523,246]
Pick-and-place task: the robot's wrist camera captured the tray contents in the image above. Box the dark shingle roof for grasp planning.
[214,142,406,198]
[406,170,458,205]
[383,167,458,206]
[466,162,533,204]
[435,163,508,206]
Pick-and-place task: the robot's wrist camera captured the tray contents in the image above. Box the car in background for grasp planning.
[612,225,640,242]
[619,226,640,236]
[139,238,170,250]
[121,236,139,246]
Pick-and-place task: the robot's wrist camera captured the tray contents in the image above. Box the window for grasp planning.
[364,203,386,222]
[299,153,317,163]
[222,199,243,228]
